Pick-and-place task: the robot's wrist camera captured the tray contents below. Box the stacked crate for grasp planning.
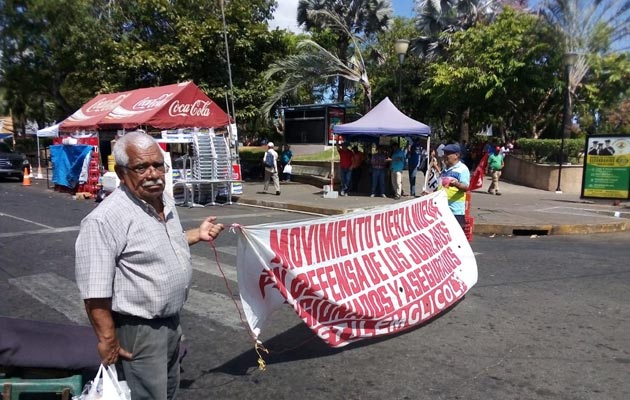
[75,150,100,197]
[191,132,231,204]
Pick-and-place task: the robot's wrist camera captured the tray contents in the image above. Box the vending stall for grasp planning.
[57,81,240,204]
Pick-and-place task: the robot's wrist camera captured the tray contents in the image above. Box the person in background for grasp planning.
[390,142,406,200]
[420,148,442,193]
[337,142,353,196]
[436,141,446,169]
[75,131,225,400]
[370,146,387,198]
[460,140,472,169]
[350,145,365,193]
[280,144,293,182]
[439,143,470,229]
[486,146,505,195]
[407,138,424,197]
[263,142,280,195]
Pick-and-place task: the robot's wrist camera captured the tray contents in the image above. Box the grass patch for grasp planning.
[238,146,339,162]
[293,149,338,161]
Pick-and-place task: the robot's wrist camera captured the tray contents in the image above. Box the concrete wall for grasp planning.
[502,155,584,193]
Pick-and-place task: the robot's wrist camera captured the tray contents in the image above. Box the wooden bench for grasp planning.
[289,164,335,188]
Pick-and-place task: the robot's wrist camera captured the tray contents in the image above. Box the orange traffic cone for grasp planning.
[22,167,31,186]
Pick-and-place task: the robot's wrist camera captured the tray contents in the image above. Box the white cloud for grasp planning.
[269,0,302,33]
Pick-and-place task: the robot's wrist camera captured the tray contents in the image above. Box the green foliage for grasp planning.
[0,0,287,137]
[237,147,265,162]
[516,138,586,163]
[423,8,561,139]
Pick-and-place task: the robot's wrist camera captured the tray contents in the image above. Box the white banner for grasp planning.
[236,191,477,347]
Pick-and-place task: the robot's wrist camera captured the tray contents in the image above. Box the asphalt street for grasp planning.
[1,180,629,400]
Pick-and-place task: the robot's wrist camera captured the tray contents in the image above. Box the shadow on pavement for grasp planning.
[203,298,463,376]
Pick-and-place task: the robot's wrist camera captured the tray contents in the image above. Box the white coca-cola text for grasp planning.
[168,100,212,117]
[132,94,175,110]
[87,94,130,113]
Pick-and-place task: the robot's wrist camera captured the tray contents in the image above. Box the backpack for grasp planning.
[264,151,275,167]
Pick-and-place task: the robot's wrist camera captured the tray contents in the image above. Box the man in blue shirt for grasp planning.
[390,143,406,200]
[440,143,470,229]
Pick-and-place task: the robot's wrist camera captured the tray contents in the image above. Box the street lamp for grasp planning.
[555,51,578,194]
[394,39,409,107]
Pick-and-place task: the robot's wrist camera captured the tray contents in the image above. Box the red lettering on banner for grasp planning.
[384,244,411,274]
[361,252,387,285]
[335,259,359,295]
[299,225,316,266]
[386,279,403,307]
[351,257,370,291]
[289,227,303,266]
[254,192,475,348]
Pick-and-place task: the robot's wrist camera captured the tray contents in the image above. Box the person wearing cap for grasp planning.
[486,146,504,195]
[439,143,470,229]
[337,142,353,196]
[262,142,280,195]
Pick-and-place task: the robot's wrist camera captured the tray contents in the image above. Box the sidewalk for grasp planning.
[234,178,630,236]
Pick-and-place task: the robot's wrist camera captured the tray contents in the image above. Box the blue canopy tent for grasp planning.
[332,97,431,139]
[332,97,433,192]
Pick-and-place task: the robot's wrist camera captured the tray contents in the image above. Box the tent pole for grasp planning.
[36,134,43,179]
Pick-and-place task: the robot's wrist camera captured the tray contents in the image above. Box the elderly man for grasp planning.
[262,141,280,195]
[439,143,470,229]
[75,131,224,400]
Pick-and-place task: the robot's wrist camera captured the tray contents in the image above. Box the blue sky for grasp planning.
[392,0,415,17]
[271,0,415,31]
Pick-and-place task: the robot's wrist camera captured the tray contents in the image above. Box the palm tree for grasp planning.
[262,9,372,116]
[412,0,502,141]
[540,0,630,134]
[412,0,501,60]
[297,0,392,102]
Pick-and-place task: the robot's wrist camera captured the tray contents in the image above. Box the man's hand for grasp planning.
[199,216,225,241]
[97,336,133,366]
[188,216,225,245]
[84,298,133,366]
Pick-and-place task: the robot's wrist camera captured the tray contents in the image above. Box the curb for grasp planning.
[235,198,349,216]
[472,221,630,236]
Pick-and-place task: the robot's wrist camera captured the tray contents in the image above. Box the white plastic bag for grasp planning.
[73,364,131,400]
[283,164,292,174]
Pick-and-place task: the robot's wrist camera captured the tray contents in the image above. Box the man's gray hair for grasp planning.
[113,131,159,166]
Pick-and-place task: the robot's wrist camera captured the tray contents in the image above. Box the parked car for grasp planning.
[0,141,30,182]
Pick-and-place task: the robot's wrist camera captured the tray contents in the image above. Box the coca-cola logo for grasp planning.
[168,100,212,117]
[87,94,130,113]
[132,94,175,110]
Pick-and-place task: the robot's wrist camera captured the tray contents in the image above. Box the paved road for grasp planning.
[1,181,629,399]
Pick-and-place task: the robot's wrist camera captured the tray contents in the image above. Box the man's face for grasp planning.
[444,151,459,167]
[117,143,166,203]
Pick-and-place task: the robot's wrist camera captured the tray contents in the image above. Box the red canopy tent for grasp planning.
[60,91,133,132]
[59,81,230,131]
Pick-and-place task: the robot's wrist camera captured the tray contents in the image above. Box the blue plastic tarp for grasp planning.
[50,144,93,188]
